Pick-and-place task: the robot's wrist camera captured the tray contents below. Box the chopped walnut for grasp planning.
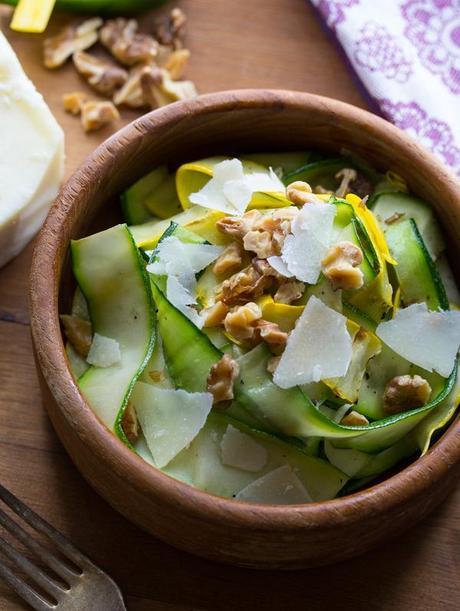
[202,301,230,328]
[286,181,314,206]
[335,168,358,198]
[164,48,191,80]
[121,403,139,444]
[100,18,158,66]
[140,66,197,108]
[267,355,281,374]
[383,375,432,415]
[256,216,291,252]
[274,280,305,304]
[252,258,285,282]
[321,241,364,291]
[216,210,262,241]
[113,65,147,108]
[213,242,244,276]
[44,17,102,69]
[217,265,272,306]
[81,100,120,132]
[207,354,239,404]
[60,314,92,357]
[154,7,187,50]
[255,320,288,351]
[243,230,277,258]
[73,51,128,96]
[341,410,369,426]
[62,91,88,115]
[224,302,262,341]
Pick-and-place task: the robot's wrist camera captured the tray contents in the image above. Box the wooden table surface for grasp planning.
[0,1,458,609]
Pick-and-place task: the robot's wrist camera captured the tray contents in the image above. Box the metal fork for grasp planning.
[0,482,126,610]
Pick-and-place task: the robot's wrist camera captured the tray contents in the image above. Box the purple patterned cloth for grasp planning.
[309,0,460,175]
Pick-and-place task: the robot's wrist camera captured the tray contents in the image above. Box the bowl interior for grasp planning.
[34,90,460,525]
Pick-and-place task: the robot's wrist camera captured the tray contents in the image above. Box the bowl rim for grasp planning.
[30,89,460,531]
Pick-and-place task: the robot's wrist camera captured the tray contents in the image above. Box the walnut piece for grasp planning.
[44,17,102,69]
[216,210,263,241]
[140,66,197,108]
[100,18,158,66]
[255,320,288,351]
[213,242,244,276]
[61,314,92,357]
[113,65,147,108]
[286,181,314,206]
[202,301,229,328]
[121,403,139,444]
[81,100,120,132]
[340,410,369,426]
[73,51,128,96]
[154,7,187,50]
[274,280,305,304]
[224,302,262,341]
[383,375,432,415]
[335,168,358,198]
[217,265,272,306]
[62,91,88,115]
[164,48,191,80]
[257,216,291,252]
[243,230,277,258]
[321,240,364,291]
[207,354,240,404]
[252,257,285,282]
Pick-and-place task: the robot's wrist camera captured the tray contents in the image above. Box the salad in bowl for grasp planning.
[61,152,460,505]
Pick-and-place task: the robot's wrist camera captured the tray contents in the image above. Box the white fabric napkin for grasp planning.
[309,0,460,175]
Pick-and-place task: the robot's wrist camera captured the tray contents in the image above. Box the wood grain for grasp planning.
[0,0,458,609]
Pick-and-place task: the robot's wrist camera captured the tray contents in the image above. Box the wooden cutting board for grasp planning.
[0,1,458,609]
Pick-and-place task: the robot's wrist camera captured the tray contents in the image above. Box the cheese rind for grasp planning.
[0,32,64,267]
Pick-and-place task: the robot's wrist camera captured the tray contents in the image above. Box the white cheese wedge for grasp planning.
[131,383,213,468]
[0,32,64,268]
[189,158,284,215]
[235,465,312,504]
[376,303,460,377]
[86,334,121,368]
[274,296,352,388]
[220,425,268,472]
[275,202,336,283]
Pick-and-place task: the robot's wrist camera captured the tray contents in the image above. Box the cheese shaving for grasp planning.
[220,425,268,472]
[376,303,460,377]
[235,465,312,504]
[274,296,352,388]
[189,158,284,215]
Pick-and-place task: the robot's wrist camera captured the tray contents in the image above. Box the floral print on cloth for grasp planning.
[315,0,360,29]
[354,22,413,83]
[309,0,460,175]
[402,0,460,94]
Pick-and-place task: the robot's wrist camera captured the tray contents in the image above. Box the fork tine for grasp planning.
[0,532,66,602]
[0,505,79,584]
[0,483,94,571]
[0,558,52,611]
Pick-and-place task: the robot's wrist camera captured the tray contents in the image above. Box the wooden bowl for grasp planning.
[30,90,460,569]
